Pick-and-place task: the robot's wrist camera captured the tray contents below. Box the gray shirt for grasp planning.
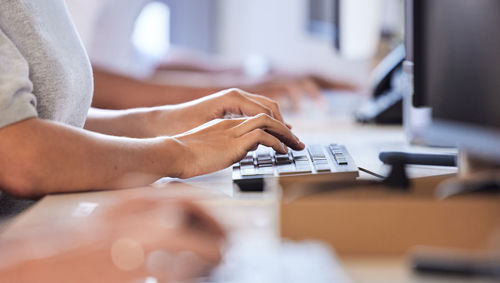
[0,0,93,220]
[0,0,93,129]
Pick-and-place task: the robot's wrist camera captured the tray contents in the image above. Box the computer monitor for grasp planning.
[402,0,436,145]
[419,0,500,163]
[307,0,341,50]
[307,0,382,59]
[406,0,430,108]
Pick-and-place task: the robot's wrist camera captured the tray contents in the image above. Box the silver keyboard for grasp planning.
[233,144,359,191]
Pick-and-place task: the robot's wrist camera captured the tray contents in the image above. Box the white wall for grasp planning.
[215,0,373,84]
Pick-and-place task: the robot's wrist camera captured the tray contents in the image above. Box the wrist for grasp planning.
[141,107,163,138]
[142,106,177,137]
[116,106,171,138]
[149,136,190,179]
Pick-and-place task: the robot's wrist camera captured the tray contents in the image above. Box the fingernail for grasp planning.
[294,135,301,143]
[281,143,288,152]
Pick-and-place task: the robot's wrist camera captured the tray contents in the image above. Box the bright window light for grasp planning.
[132,1,170,60]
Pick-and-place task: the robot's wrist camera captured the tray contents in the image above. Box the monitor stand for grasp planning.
[458,150,500,178]
[436,150,500,198]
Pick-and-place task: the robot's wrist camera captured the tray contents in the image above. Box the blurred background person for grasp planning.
[0,197,227,282]
[65,0,358,111]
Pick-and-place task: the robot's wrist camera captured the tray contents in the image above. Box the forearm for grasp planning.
[156,58,240,73]
[92,68,217,109]
[91,67,263,110]
[84,107,157,138]
[0,118,183,197]
[0,231,145,283]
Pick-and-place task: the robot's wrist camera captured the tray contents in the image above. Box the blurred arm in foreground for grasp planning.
[0,197,226,283]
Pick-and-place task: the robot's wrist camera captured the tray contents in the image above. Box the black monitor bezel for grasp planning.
[410,0,428,108]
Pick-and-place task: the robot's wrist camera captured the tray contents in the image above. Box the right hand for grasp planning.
[171,113,305,179]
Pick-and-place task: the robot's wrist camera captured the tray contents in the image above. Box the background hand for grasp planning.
[244,72,358,111]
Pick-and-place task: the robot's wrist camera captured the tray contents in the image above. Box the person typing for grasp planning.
[0,1,303,281]
[0,0,304,198]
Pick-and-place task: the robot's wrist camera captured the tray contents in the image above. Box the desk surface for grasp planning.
[4,93,480,283]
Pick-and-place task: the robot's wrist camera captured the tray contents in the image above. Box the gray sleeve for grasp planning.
[0,27,37,129]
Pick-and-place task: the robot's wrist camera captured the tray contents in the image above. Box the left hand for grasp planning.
[147,88,290,137]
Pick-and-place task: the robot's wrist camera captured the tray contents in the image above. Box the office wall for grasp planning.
[215,0,372,84]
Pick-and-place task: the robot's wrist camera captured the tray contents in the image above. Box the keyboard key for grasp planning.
[258,160,273,166]
[291,150,308,158]
[277,164,296,175]
[308,146,326,159]
[275,154,292,164]
[294,160,310,166]
[240,159,254,166]
[258,163,273,167]
[257,159,272,168]
[275,152,289,157]
[293,156,309,162]
[241,164,255,169]
[314,163,331,172]
[292,150,309,161]
[241,168,257,176]
[311,156,327,162]
[275,153,290,159]
[257,154,272,161]
[257,155,273,162]
[294,165,312,174]
[334,153,345,159]
[255,167,275,175]
[329,146,344,155]
[336,158,348,165]
[313,159,329,165]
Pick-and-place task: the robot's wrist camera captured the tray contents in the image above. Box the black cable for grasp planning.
[358,167,386,179]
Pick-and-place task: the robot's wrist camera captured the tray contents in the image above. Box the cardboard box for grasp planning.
[280,175,500,255]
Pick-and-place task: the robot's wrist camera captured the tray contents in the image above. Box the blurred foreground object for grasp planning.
[0,197,226,283]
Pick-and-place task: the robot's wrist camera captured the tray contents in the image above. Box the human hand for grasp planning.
[0,198,226,283]
[166,113,305,179]
[244,72,358,111]
[148,88,291,137]
[100,198,226,281]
